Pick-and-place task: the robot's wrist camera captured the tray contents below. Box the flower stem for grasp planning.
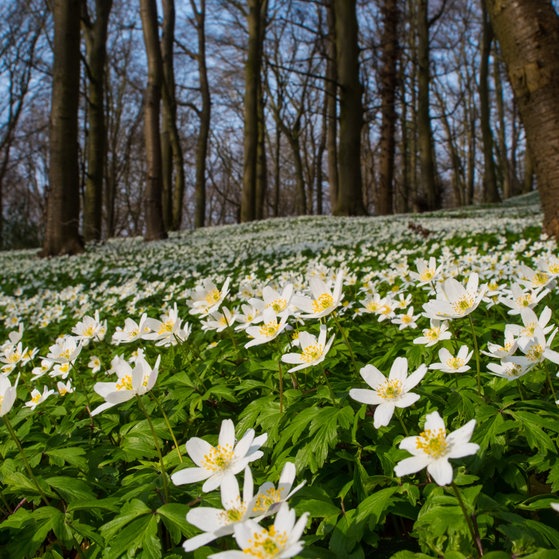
[545,364,557,402]
[395,408,409,436]
[3,416,50,505]
[450,481,484,558]
[150,392,183,462]
[135,396,170,503]
[331,312,358,375]
[278,359,284,413]
[468,315,482,397]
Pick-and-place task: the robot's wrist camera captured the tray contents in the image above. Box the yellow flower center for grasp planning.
[517,294,532,307]
[244,526,288,558]
[158,320,174,334]
[301,343,324,363]
[312,293,334,314]
[202,444,234,472]
[549,263,559,274]
[252,488,285,513]
[31,391,41,404]
[219,501,247,524]
[83,325,96,337]
[205,289,221,305]
[380,304,393,316]
[115,374,133,391]
[6,352,21,363]
[419,270,434,282]
[533,272,548,286]
[377,379,403,400]
[365,300,381,312]
[267,298,287,313]
[416,428,448,458]
[525,343,544,362]
[452,294,475,315]
[426,327,440,340]
[402,314,413,324]
[0,395,4,408]
[259,322,280,338]
[446,357,465,370]
[60,348,72,360]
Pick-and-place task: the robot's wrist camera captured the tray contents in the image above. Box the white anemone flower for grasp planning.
[0,373,19,417]
[291,270,344,319]
[429,345,473,373]
[423,272,486,320]
[182,468,256,552]
[394,411,479,486]
[111,313,150,344]
[499,283,548,315]
[245,308,289,348]
[487,358,531,381]
[143,303,191,346]
[349,357,427,429]
[552,503,559,512]
[90,355,160,416]
[171,419,267,493]
[72,310,107,345]
[250,462,306,517]
[413,319,452,347]
[25,385,55,411]
[281,325,334,372]
[189,277,232,317]
[249,284,294,320]
[209,502,309,559]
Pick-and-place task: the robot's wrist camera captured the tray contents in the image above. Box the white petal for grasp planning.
[171,466,211,486]
[394,455,430,477]
[373,403,395,428]
[187,507,225,531]
[219,419,236,448]
[394,393,420,408]
[349,388,383,406]
[183,531,221,552]
[359,364,386,389]
[186,437,215,467]
[427,459,454,486]
[424,411,445,432]
[404,364,428,390]
[389,357,408,381]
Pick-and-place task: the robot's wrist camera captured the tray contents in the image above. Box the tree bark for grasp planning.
[332,0,366,216]
[417,0,441,211]
[82,0,112,242]
[487,0,559,237]
[140,0,167,241]
[41,0,84,256]
[479,0,500,203]
[191,0,210,229]
[240,0,267,222]
[377,0,399,215]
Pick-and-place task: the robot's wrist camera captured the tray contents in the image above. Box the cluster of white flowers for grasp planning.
[171,419,308,558]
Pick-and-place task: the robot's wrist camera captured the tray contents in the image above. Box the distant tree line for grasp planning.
[0,0,558,254]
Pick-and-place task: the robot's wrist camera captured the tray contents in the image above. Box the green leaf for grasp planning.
[46,476,97,503]
[355,486,398,527]
[45,447,88,469]
[157,503,195,544]
[100,498,152,542]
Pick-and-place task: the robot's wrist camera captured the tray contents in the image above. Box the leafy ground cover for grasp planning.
[1,198,559,559]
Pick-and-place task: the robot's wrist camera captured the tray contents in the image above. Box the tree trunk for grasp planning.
[377,0,399,215]
[191,0,210,229]
[487,0,559,237]
[324,0,339,212]
[41,0,84,256]
[161,0,185,231]
[140,0,167,241]
[82,0,112,242]
[479,0,500,203]
[241,0,267,222]
[333,0,366,216]
[417,0,441,211]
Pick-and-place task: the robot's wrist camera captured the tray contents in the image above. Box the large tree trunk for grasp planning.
[240,0,267,222]
[191,0,210,229]
[82,0,112,242]
[140,0,167,241]
[377,0,399,215]
[324,0,339,212]
[479,0,499,203]
[487,0,559,237]
[332,0,366,216]
[161,0,185,231]
[417,0,441,211]
[41,0,84,256]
